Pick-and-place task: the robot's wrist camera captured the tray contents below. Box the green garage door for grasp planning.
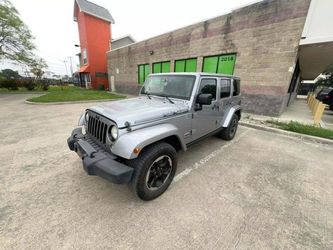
[202,54,236,75]
[138,64,150,84]
[153,61,170,73]
[175,58,197,72]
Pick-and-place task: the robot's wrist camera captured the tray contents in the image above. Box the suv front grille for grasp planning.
[87,111,111,145]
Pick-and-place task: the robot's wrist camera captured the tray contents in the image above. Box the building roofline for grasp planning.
[73,0,115,24]
[107,1,266,53]
[81,10,114,23]
[112,34,136,43]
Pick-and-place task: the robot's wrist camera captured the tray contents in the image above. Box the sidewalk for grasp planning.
[279,99,314,125]
[243,98,333,130]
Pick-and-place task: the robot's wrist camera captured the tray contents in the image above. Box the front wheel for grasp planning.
[129,142,177,201]
[220,114,239,140]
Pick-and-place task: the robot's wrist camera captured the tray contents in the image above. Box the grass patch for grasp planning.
[266,120,333,140]
[26,86,125,103]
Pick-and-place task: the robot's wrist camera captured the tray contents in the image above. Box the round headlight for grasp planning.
[110,126,118,140]
[85,112,89,123]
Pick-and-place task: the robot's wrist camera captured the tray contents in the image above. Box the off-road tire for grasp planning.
[129,142,177,201]
[220,114,239,141]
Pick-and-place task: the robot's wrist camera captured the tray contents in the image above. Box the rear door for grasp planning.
[216,78,232,125]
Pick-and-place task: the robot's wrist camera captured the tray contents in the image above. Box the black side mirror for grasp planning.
[197,93,212,105]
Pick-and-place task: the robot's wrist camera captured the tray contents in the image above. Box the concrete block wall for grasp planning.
[107,0,311,116]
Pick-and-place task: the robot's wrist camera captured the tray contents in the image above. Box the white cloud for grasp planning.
[6,0,257,75]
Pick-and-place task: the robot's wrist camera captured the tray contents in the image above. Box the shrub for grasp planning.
[41,82,49,91]
[0,79,18,90]
[23,80,36,91]
[98,84,105,91]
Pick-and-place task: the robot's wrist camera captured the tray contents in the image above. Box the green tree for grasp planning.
[0,0,36,65]
[30,58,47,79]
[316,63,333,88]
[30,58,49,90]
[1,68,20,79]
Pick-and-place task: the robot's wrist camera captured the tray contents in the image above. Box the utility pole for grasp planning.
[63,60,68,76]
[68,56,74,76]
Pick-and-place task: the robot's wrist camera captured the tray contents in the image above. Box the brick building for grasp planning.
[107,0,311,116]
[74,0,114,89]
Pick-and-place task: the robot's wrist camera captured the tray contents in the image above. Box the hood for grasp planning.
[88,97,189,128]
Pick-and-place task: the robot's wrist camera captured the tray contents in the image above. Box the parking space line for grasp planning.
[173,130,250,183]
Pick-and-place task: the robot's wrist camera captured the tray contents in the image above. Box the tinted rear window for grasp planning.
[233,79,240,96]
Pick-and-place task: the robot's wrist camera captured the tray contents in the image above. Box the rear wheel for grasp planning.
[220,114,239,140]
[129,142,177,201]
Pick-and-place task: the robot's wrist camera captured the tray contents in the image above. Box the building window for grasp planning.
[202,54,236,75]
[198,78,217,100]
[152,61,170,73]
[138,64,150,84]
[220,79,231,98]
[174,58,197,72]
[82,49,88,65]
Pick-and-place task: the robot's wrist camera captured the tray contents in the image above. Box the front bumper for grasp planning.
[67,127,133,184]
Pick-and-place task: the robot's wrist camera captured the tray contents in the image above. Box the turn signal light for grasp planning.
[133,147,141,154]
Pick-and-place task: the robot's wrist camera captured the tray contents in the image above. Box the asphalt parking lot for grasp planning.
[0,94,332,249]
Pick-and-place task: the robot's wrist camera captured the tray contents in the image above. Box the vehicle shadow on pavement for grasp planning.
[72,135,231,204]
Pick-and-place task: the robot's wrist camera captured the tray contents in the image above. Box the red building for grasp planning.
[73,0,114,89]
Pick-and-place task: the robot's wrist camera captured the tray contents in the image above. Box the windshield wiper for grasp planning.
[156,94,175,104]
[164,96,174,104]
[145,92,152,99]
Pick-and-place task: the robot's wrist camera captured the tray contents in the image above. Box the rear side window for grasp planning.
[220,79,231,98]
[199,78,217,100]
[233,79,240,96]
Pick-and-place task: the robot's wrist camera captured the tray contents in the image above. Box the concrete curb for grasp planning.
[24,99,119,105]
[240,121,333,146]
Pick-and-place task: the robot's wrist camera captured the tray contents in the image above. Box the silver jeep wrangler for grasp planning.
[68,73,241,200]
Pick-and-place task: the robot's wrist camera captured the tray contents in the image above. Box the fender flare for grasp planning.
[111,123,186,159]
[222,105,241,127]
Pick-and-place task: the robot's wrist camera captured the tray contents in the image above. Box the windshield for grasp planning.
[140,75,196,100]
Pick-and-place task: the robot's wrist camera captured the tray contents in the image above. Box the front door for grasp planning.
[191,77,220,141]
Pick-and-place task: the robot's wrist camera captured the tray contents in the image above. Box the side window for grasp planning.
[220,79,231,98]
[233,79,240,96]
[199,78,217,100]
